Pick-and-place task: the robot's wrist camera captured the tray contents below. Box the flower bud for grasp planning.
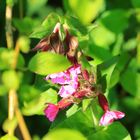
[58,98,73,109]
[82,69,89,81]
[98,94,109,112]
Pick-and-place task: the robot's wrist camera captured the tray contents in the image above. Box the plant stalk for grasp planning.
[5,1,31,139]
[5,4,13,49]
[90,100,99,129]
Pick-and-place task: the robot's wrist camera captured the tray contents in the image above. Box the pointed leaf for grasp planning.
[42,128,87,140]
[88,122,131,140]
[28,52,71,75]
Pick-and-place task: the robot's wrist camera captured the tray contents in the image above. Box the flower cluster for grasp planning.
[44,64,95,121]
[33,22,125,126]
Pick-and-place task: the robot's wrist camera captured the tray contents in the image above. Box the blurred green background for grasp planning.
[0,0,140,140]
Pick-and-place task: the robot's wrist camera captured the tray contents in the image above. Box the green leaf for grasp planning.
[27,0,48,15]
[0,134,18,140]
[123,38,137,51]
[112,33,124,55]
[19,85,41,103]
[66,104,79,117]
[89,22,116,47]
[109,52,131,88]
[52,107,129,140]
[82,99,92,111]
[65,16,87,35]
[30,13,59,39]
[97,56,119,89]
[120,68,137,96]
[22,88,58,115]
[64,0,105,24]
[51,110,94,136]
[100,10,128,34]
[42,128,87,140]
[87,43,113,65]
[87,122,131,140]
[13,17,39,35]
[137,39,140,69]
[2,70,20,90]
[131,0,140,8]
[28,52,71,75]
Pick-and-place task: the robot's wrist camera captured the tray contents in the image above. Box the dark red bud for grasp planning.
[31,36,50,51]
[98,94,109,112]
[58,98,72,109]
[50,32,64,54]
[74,90,89,98]
[82,69,89,81]
[67,55,78,64]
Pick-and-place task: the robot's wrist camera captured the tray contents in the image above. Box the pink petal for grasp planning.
[99,110,125,126]
[68,65,81,80]
[58,85,76,98]
[45,72,71,85]
[110,111,125,119]
[69,65,81,74]
[44,104,59,122]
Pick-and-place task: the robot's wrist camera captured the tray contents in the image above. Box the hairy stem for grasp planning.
[5,1,31,139]
[5,2,14,136]
[5,4,13,49]
[8,89,16,135]
[12,41,20,69]
[19,0,23,19]
[14,94,32,140]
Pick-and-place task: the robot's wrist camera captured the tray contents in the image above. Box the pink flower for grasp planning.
[45,65,81,98]
[46,72,70,85]
[98,94,125,126]
[99,110,125,126]
[68,64,81,80]
[44,104,59,122]
[45,65,81,84]
[58,84,77,98]
[44,98,73,121]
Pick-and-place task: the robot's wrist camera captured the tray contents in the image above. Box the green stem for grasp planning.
[137,33,140,69]
[19,0,23,19]
[90,100,99,129]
